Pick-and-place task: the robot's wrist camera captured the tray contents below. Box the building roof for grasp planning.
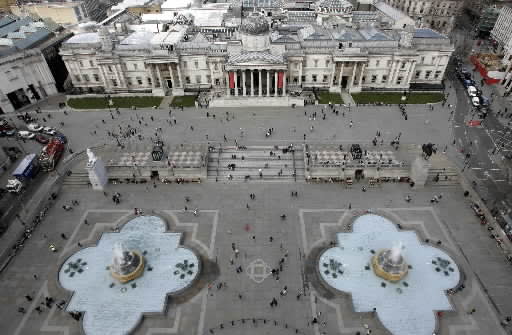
[64,32,100,44]
[228,51,284,64]
[331,28,363,41]
[316,0,352,9]
[374,2,407,21]
[161,0,193,10]
[0,16,56,57]
[359,26,392,41]
[119,31,154,49]
[413,28,447,39]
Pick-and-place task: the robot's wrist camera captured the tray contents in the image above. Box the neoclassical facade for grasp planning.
[381,0,463,34]
[59,1,454,99]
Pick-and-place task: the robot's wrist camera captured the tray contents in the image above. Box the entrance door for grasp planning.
[166,80,173,89]
[151,170,159,179]
[341,76,349,89]
[355,169,364,180]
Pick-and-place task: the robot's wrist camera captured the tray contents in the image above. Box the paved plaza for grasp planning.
[0,178,510,335]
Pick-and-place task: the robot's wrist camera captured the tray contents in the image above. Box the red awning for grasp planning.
[229,72,235,89]
[277,72,284,88]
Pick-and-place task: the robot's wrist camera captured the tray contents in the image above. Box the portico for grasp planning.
[225,68,287,97]
[144,60,184,96]
[331,57,367,93]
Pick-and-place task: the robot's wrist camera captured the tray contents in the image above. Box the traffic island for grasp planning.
[352,92,444,104]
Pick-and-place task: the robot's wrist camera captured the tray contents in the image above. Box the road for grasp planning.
[450,69,512,210]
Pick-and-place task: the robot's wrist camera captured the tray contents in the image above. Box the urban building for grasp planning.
[477,6,500,37]
[11,2,91,25]
[59,0,454,103]
[380,0,463,34]
[0,16,71,113]
[493,5,512,95]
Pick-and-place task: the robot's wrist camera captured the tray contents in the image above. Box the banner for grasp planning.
[277,72,284,88]
[229,72,235,89]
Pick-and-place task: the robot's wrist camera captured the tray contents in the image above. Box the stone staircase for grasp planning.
[62,170,90,187]
[207,145,305,182]
[426,154,460,187]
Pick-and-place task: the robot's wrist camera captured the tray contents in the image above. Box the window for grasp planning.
[74,75,81,82]
[108,65,113,72]
[214,63,218,71]
[133,63,138,70]
[93,74,99,82]
[196,75,201,83]
[89,60,94,67]
[415,70,421,79]
[396,76,403,85]
[348,42,352,47]
[401,62,406,69]
[301,75,306,83]
[326,60,330,67]
[371,75,377,83]
[323,75,328,82]
[425,71,432,79]
[206,75,211,83]
[127,78,132,86]
[194,61,199,69]
[147,77,152,86]
[79,61,83,67]
[387,60,392,67]
[375,60,380,67]
[185,76,191,84]
[314,59,318,68]
[293,77,298,83]
[83,74,89,82]
[420,56,425,64]
[382,75,387,83]
[183,61,187,68]
[111,79,118,87]
[434,71,442,79]
[312,75,317,82]
[137,77,143,85]
[338,42,343,49]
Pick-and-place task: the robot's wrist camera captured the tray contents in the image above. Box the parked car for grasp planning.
[479,96,490,107]
[471,97,480,107]
[458,69,472,80]
[467,86,478,97]
[27,123,43,132]
[53,132,67,144]
[18,130,35,139]
[42,127,57,135]
[462,79,476,88]
[34,134,49,144]
[0,127,16,137]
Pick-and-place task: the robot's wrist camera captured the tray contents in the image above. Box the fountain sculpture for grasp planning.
[372,242,409,282]
[110,242,145,283]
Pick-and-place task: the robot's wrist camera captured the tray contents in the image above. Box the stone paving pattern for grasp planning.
[0,181,509,335]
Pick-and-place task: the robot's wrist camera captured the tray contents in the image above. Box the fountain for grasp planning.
[110,242,145,283]
[372,242,408,282]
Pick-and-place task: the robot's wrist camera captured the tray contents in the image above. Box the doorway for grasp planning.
[166,80,173,88]
[341,76,349,89]
[151,170,159,179]
[355,169,364,181]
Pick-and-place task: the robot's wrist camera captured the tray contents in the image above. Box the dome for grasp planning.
[240,14,270,35]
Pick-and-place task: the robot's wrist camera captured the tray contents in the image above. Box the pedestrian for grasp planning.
[61,233,67,240]
[18,307,26,314]
[35,306,42,313]
[25,295,33,301]
[234,249,239,258]
[348,203,351,209]
[33,274,38,280]
[269,236,273,242]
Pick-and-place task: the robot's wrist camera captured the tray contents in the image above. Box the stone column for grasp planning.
[242,70,246,96]
[406,61,416,85]
[156,64,164,89]
[115,64,126,88]
[234,71,238,96]
[282,72,286,96]
[267,70,270,97]
[251,70,254,96]
[330,59,336,86]
[168,64,175,89]
[338,62,345,88]
[349,62,357,89]
[177,64,183,88]
[210,62,215,87]
[358,63,366,88]
[225,71,230,96]
[299,62,303,85]
[387,60,397,85]
[274,71,278,97]
[149,64,156,89]
[258,69,262,96]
